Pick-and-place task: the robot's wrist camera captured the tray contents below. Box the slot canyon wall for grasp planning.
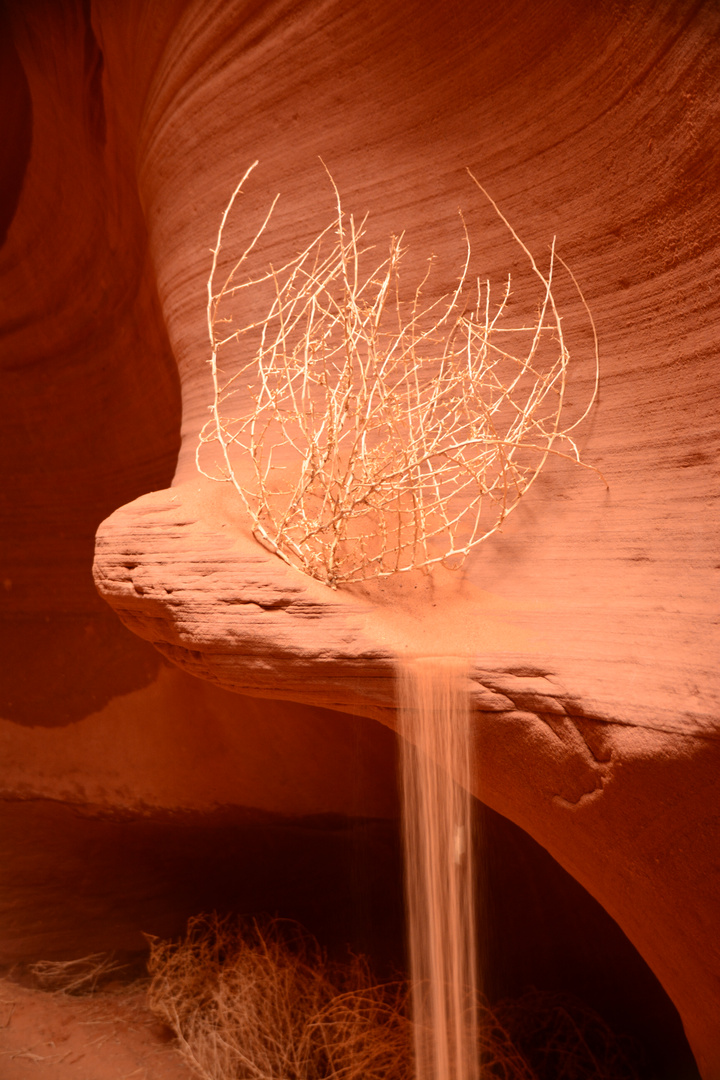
[1,0,718,1077]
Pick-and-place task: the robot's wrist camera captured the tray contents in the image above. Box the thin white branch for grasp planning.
[197,164,602,586]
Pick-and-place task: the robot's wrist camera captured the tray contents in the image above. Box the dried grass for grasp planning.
[27,953,128,995]
[494,989,642,1080]
[146,914,412,1080]
[197,163,602,587]
[146,915,640,1080]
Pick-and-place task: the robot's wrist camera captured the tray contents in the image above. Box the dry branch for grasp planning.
[197,164,601,587]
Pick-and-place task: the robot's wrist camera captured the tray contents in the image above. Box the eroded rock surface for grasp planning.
[2,0,719,1075]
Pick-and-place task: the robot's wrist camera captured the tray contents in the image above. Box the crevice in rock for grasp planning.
[0,9,32,252]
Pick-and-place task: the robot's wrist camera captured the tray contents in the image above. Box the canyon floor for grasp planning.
[0,977,192,1080]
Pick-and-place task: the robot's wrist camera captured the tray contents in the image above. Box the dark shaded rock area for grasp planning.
[0,614,161,727]
[0,796,698,1080]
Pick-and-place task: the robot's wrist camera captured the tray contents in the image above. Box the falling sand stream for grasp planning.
[398,658,480,1080]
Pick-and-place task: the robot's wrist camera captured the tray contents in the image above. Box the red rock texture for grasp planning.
[2,0,719,1075]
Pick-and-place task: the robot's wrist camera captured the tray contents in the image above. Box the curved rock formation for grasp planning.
[2,0,718,1074]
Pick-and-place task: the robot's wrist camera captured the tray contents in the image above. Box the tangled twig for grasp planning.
[197,163,601,587]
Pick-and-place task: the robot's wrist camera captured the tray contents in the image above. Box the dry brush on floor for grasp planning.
[146,914,641,1080]
[26,953,130,996]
